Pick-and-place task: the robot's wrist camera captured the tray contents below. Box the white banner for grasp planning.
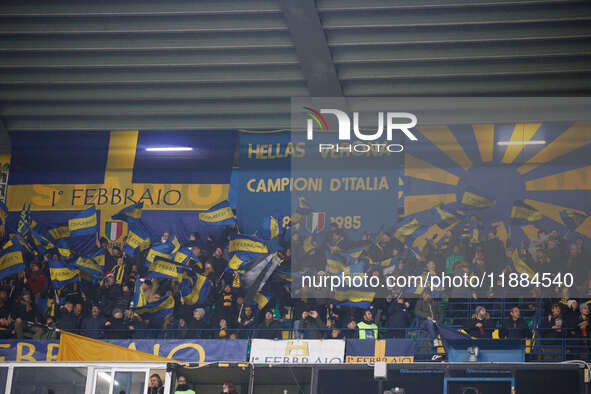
[249,339,345,364]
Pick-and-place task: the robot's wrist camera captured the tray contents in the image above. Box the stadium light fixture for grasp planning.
[497,140,546,146]
[145,147,193,152]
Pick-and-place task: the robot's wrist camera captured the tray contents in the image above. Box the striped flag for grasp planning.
[305,212,325,234]
[105,221,124,241]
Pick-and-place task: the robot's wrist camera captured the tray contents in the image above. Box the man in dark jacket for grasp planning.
[80,304,107,338]
[104,308,133,339]
[188,308,209,339]
[540,303,565,339]
[57,300,80,332]
[387,295,411,338]
[301,309,324,339]
[414,290,443,344]
[500,306,531,339]
[256,311,281,339]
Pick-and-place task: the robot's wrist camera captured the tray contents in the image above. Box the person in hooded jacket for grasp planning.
[148,374,164,394]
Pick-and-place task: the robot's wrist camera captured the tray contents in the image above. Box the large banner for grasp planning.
[402,121,591,245]
[345,339,415,363]
[238,131,401,236]
[249,339,345,364]
[6,130,237,243]
[0,339,248,363]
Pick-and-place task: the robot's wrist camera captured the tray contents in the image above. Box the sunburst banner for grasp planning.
[402,121,591,245]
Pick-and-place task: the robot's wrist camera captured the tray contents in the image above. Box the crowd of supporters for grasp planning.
[0,217,589,360]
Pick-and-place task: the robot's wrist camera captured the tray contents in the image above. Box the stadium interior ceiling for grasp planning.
[1,0,591,146]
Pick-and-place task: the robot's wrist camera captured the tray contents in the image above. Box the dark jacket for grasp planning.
[414,299,443,323]
[80,315,107,338]
[500,317,531,339]
[256,318,281,339]
[387,302,411,329]
[104,317,131,339]
[188,317,209,339]
[539,315,565,339]
[464,317,496,338]
[148,387,164,394]
[57,309,80,331]
[301,316,325,339]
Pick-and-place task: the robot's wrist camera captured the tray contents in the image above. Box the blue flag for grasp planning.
[179,271,211,306]
[560,209,587,231]
[112,202,143,222]
[198,200,236,226]
[48,259,80,288]
[123,219,151,258]
[0,239,25,280]
[68,206,98,237]
[510,201,543,225]
[132,293,174,320]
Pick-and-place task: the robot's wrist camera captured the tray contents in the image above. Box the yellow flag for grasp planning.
[57,331,175,362]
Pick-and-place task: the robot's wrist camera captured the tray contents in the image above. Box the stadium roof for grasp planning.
[0,0,590,145]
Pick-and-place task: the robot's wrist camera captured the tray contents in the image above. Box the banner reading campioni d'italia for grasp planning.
[6,130,237,243]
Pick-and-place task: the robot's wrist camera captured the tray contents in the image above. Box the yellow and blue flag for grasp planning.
[259,215,282,240]
[291,196,313,224]
[510,201,543,225]
[173,247,203,271]
[198,200,236,226]
[179,271,210,306]
[73,254,104,282]
[229,234,268,255]
[0,240,25,280]
[133,278,147,309]
[146,256,188,281]
[252,292,272,312]
[112,202,143,222]
[560,209,587,231]
[333,289,375,309]
[48,223,70,242]
[49,259,80,288]
[132,293,174,320]
[228,234,268,270]
[459,185,496,209]
[30,228,55,255]
[11,232,34,255]
[512,248,534,278]
[433,204,462,227]
[55,238,73,259]
[123,219,151,258]
[394,216,427,244]
[68,206,98,237]
[145,243,174,265]
[16,203,31,238]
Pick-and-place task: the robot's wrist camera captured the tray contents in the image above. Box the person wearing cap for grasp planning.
[104,308,133,339]
[188,307,209,339]
[464,306,495,339]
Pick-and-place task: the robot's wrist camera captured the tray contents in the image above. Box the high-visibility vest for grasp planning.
[357,321,378,339]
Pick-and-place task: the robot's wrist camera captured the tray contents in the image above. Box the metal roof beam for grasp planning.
[280,0,342,96]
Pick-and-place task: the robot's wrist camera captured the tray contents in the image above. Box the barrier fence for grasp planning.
[4,327,591,363]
